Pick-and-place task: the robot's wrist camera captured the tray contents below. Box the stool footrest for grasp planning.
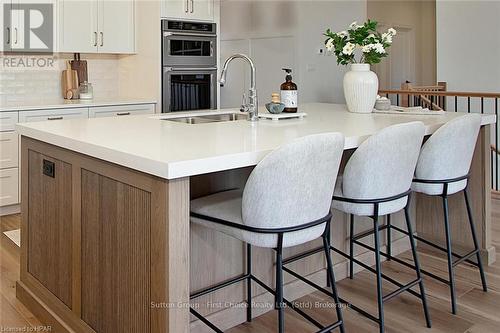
[283,265,380,324]
[331,246,424,300]
[382,278,421,302]
[452,249,479,267]
[190,273,249,299]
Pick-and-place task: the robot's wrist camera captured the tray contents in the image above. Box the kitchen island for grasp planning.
[15,103,496,332]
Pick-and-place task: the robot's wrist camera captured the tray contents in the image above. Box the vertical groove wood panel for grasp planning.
[27,150,73,308]
[81,170,151,333]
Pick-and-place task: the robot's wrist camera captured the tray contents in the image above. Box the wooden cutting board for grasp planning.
[61,61,79,99]
[70,53,87,85]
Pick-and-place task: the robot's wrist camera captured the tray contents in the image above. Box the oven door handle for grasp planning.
[163,31,215,38]
[164,67,217,72]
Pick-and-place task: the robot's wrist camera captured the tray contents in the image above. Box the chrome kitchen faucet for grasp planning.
[219,54,258,122]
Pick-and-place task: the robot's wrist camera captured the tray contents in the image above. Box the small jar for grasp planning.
[79,81,94,100]
[375,97,391,110]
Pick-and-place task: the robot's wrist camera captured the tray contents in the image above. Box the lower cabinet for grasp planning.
[19,137,167,332]
[0,168,19,206]
[19,108,89,123]
[89,104,155,118]
[27,150,73,308]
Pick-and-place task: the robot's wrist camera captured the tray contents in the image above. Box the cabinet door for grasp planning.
[58,0,98,53]
[98,0,135,54]
[189,0,213,21]
[89,104,155,118]
[19,108,88,123]
[0,167,18,206]
[161,0,189,20]
[27,151,72,307]
[0,132,19,169]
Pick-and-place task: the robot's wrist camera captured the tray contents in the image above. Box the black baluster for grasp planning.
[467,97,471,113]
[481,97,484,114]
[455,96,458,112]
[496,98,499,191]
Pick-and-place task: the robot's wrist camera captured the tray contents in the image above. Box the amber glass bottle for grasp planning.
[280,68,298,113]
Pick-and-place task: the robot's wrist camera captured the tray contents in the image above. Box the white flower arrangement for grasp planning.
[324,20,396,65]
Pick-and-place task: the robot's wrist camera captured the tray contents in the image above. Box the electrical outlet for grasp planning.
[43,159,55,178]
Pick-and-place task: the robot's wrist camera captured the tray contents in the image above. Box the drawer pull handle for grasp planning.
[0,139,11,142]
[117,112,131,116]
[0,176,11,179]
[47,116,63,120]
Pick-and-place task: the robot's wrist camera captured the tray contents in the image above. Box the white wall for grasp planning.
[437,0,500,187]
[437,0,500,93]
[220,0,367,108]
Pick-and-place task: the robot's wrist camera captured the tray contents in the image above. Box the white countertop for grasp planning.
[15,103,496,180]
[0,97,157,112]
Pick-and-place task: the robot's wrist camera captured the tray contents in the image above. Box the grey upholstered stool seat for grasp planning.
[408,113,487,315]
[329,121,431,333]
[191,189,327,248]
[190,133,346,333]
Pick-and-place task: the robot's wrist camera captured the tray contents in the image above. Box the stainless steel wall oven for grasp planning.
[162,20,217,113]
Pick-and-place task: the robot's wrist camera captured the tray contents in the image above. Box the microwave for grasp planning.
[162,20,217,67]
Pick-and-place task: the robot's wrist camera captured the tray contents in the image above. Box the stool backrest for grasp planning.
[415,114,481,181]
[242,133,345,229]
[342,121,425,200]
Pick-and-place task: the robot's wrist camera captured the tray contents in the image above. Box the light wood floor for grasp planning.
[1,197,500,332]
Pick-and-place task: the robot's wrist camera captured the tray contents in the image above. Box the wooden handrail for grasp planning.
[379,89,500,98]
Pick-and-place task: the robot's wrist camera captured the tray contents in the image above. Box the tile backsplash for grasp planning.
[0,54,120,105]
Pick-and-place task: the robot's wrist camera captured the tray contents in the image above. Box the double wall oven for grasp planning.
[162,20,217,113]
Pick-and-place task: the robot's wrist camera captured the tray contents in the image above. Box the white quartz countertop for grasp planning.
[0,97,157,112]
[15,103,496,180]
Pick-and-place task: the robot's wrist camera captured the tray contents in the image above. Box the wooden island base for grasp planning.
[17,126,495,333]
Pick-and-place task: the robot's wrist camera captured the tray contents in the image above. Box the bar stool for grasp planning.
[189,133,346,333]
[330,122,432,333]
[408,114,487,314]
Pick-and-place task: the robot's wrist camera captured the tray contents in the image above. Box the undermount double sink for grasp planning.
[163,112,248,124]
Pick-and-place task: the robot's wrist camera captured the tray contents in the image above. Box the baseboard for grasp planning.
[16,281,75,333]
[190,237,410,333]
[0,204,20,216]
[491,189,500,201]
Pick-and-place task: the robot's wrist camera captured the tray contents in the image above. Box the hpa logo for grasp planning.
[3,3,53,53]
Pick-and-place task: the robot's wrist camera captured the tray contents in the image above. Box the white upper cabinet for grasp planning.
[58,0,135,54]
[58,0,97,53]
[162,0,213,22]
[98,0,135,53]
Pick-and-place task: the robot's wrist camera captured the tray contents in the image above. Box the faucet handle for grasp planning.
[240,93,248,112]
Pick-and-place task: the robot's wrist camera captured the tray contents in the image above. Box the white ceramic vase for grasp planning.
[343,63,379,114]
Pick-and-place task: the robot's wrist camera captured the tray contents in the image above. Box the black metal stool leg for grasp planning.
[323,232,346,333]
[464,189,488,292]
[404,206,432,328]
[246,244,253,322]
[350,214,355,279]
[373,208,385,333]
[326,229,332,288]
[386,214,392,260]
[442,195,457,314]
[276,234,285,333]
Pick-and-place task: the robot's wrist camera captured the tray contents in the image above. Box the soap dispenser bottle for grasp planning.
[280,68,298,113]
